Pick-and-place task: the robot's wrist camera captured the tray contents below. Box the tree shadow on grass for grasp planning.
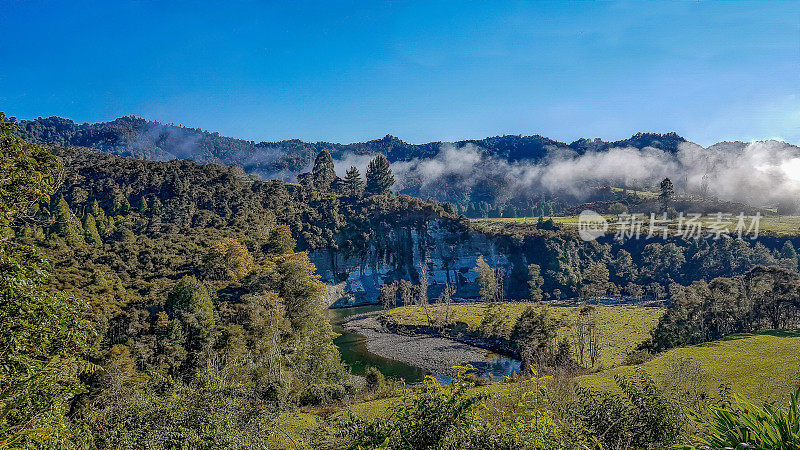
[706,329,800,345]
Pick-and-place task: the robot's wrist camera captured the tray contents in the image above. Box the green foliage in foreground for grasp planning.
[0,246,96,449]
[576,369,683,449]
[684,386,800,450]
[0,113,97,449]
[0,112,60,226]
[342,367,592,450]
[340,361,800,450]
[88,361,323,450]
[338,366,707,449]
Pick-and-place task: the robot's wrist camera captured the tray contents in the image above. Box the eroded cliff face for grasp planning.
[311,219,512,307]
[312,213,800,308]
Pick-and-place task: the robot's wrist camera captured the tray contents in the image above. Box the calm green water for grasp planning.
[328,305,521,383]
[328,306,427,382]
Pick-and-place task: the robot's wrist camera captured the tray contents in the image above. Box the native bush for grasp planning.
[576,368,683,449]
[684,385,800,449]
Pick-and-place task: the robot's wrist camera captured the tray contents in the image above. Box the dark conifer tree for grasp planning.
[781,241,798,269]
[51,197,84,246]
[83,213,102,245]
[138,196,149,212]
[659,177,674,211]
[365,154,394,195]
[312,150,336,191]
[90,199,105,221]
[344,166,364,197]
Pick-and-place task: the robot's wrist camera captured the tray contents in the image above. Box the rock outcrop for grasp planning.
[312,219,511,307]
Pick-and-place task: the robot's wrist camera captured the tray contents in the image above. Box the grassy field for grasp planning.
[473,214,800,237]
[577,330,800,404]
[268,412,322,449]
[386,303,664,369]
[473,215,592,232]
[608,186,660,199]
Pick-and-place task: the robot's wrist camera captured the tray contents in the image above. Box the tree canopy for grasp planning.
[365,154,395,195]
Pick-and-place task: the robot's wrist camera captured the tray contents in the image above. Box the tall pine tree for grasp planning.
[83,213,102,245]
[312,150,336,191]
[344,166,364,197]
[659,177,674,212]
[51,197,84,247]
[781,241,798,269]
[365,155,394,195]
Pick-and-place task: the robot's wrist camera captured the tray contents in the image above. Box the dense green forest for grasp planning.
[1,113,360,447]
[12,115,687,170]
[3,112,800,449]
[15,115,796,218]
[12,115,694,213]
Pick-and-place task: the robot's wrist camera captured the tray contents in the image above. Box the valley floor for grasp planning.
[343,303,800,407]
[335,329,800,423]
[343,311,519,378]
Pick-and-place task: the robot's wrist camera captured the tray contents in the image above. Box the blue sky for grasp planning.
[1,1,798,146]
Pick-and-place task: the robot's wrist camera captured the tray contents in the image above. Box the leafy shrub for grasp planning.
[684,386,800,449]
[622,348,653,365]
[298,383,348,406]
[576,368,683,449]
[94,368,275,450]
[511,307,572,372]
[349,371,484,449]
[364,366,386,392]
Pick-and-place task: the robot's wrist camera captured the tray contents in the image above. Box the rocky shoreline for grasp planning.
[342,311,520,378]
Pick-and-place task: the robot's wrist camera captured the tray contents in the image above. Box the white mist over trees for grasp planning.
[374,139,800,209]
[16,115,800,210]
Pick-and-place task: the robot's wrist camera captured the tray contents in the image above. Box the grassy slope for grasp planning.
[386,303,663,369]
[577,330,800,403]
[261,412,321,449]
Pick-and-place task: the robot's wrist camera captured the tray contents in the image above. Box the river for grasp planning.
[328,305,521,383]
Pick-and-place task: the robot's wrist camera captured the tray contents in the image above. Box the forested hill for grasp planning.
[44,145,461,256]
[12,115,686,179]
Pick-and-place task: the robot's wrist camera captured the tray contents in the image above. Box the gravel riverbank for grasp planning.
[343,311,519,377]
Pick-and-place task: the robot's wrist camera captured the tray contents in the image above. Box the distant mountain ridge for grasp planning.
[12,115,687,180]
